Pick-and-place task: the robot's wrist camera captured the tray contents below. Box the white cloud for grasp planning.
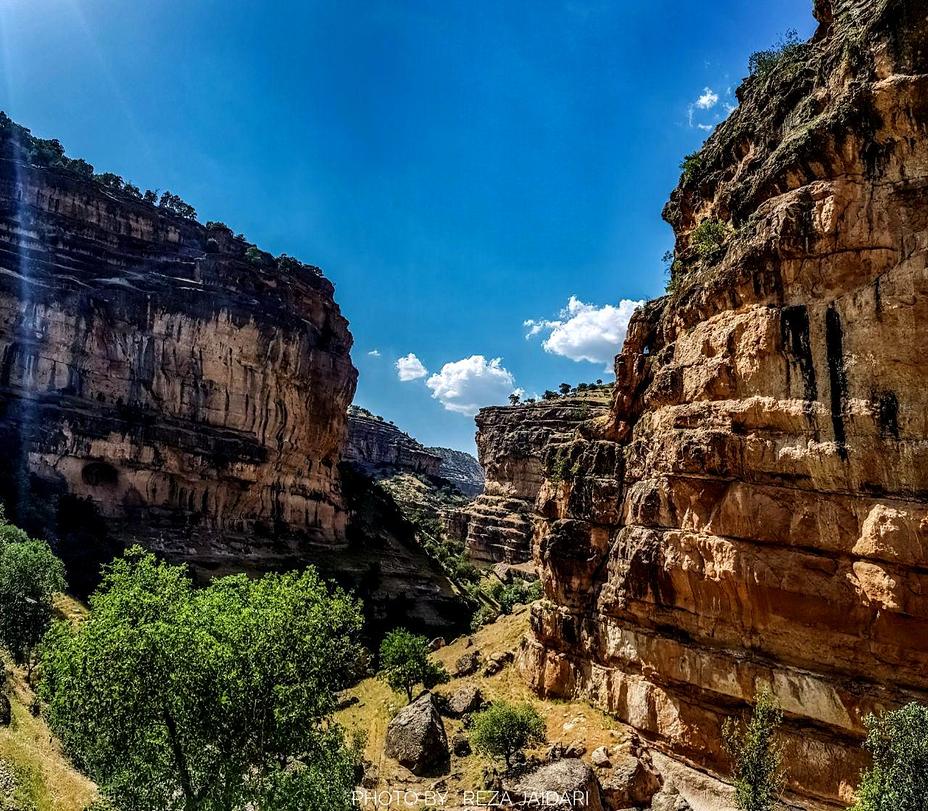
[367,349,381,357]
[395,353,428,381]
[426,355,517,415]
[524,296,643,367]
[695,87,719,110]
[697,123,714,131]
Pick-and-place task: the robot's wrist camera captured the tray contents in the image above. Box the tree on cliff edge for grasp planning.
[40,549,363,811]
[723,687,785,811]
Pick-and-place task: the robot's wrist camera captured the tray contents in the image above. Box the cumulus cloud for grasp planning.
[395,353,428,381]
[426,355,517,415]
[695,87,719,109]
[524,296,643,367]
[367,349,381,357]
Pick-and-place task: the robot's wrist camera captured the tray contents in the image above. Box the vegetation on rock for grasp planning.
[40,549,363,811]
[748,29,803,78]
[690,217,731,260]
[471,701,546,769]
[722,688,785,811]
[851,702,928,811]
[378,629,449,702]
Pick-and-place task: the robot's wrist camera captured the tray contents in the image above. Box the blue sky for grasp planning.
[0,0,815,453]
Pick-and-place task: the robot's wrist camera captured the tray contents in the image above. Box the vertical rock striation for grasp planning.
[462,391,611,565]
[344,406,442,478]
[0,132,357,589]
[522,1,928,806]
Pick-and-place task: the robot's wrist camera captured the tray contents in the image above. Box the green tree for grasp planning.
[508,392,521,406]
[558,383,572,396]
[471,701,546,769]
[0,511,66,677]
[851,702,928,811]
[40,548,363,811]
[722,687,785,811]
[378,628,448,702]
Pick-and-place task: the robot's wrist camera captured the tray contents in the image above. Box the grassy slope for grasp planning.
[0,596,97,811]
[336,605,630,796]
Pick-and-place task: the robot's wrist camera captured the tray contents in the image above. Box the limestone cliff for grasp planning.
[521,1,928,807]
[462,390,611,565]
[344,406,442,477]
[0,118,357,590]
[425,446,485,498]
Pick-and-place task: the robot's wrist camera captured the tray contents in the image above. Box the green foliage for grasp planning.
[691,218,731,260]
[722,687,785,811]
[142,189,159,204]
[276,254,303,273]
[497,580,541,615]
[470,604,498,632]
[158,191,197,220]
[471,701,546,769]
[508,392,521,406]
[40,548,363,811]
[542,390,558,401]
[378,629,448,702]
[851,702,928,811]
[679,151,702,183]
[748,29,803,78]
[558,383,572,395]
[94,172,124,190]
[244,245,267,265]
[0,509,66,673]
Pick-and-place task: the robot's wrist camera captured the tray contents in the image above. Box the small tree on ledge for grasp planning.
[722,687,785,811]
[471,701,546,770]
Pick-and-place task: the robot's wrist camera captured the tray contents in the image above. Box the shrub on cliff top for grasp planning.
[851,702,928,811]
[722,687,785,811]
[748,29,803,79]
[679,151,701,184]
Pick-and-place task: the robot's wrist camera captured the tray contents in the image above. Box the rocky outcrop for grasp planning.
[384,692,449,776]
[426,446,485,497]
[344,406,441,477]
[522,2,928,807]
[0,124,357,590]
[462,391,611,565]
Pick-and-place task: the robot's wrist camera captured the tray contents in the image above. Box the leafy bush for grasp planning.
[379,629,448,702]
[40,548,363,811]
[679,151,702,183]
[0,509,66,676]
[471,701,546,769]
[691,218,730,260]
[748,29,803,78]
[722,687,785,811]
[851,702,928,811]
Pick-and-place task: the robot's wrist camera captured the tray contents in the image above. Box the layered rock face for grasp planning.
[522,2,928,806]
[463,391,611,565]
[425,446,485,498]
[344,407,442,477]
[0,146,356,588]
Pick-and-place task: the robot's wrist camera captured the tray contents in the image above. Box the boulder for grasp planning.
[384,693,449,776]
[564,740,587,758]
[443,684,485,717]
[482,649,514,676]
[507,758,603,811]
[430,637,446,651]
[454,651,481,677]
[590,746,611,768]
[452,732,472,757]
[650,783,692,811]
[598,754,661,809]
[0,694,10,727]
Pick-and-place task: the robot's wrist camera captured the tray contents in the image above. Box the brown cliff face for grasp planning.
[521,1,928,807]
[344,407,442,478]
[463,391,611,565]
[0,145,356,589]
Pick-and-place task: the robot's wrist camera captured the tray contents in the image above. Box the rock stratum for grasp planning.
[345,406,442,477]
[521,1,928,807]
[462,391,611,565]
[0,120,357,589]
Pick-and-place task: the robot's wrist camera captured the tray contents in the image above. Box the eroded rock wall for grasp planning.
[464,391,611,565]
[0,154,357,588]
[521,1,928,806]
[344,407,442,478]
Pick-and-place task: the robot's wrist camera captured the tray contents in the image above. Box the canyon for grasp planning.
[519,0,928,807]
